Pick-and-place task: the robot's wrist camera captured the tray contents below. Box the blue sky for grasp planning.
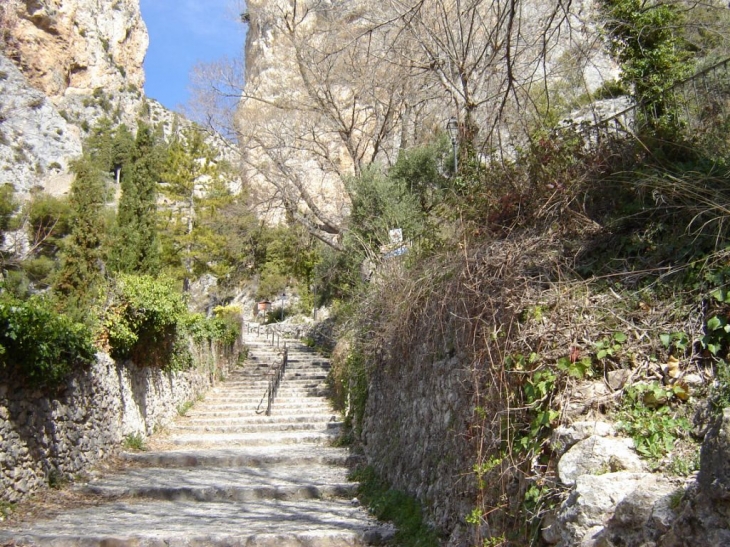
[140,0,246,111]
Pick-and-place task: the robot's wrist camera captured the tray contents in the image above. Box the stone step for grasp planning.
[186,404,334,416]
[167,431,338,447]
[189,409,333,418]
[0,335,385,547]
[82,465,356,502]
[204,392,327,401]
[186,404,334,414]
[204,387,329,395]
[121,446,360,468]
[238,367,326,374]
[197,400,330,410]
[169,421,342,434]
[0,499,392,546]
[209,385,327,394]
[219,377,327,384]
[201,398,328,408]
[222,374,329,383]
[178,415,338,426]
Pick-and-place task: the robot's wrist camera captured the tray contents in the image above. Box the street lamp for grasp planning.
[446,117,459,173]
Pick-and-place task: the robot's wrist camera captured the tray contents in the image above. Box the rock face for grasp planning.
[544,408,730,547]
[2,0,147,101]
[697,407,730,500]
[557,435,645,486]
[544,472,676,546]
[659,407,730,546]
[0,0,149,194]
[0,53,82,193]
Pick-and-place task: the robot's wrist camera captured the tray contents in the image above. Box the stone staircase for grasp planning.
[0,328,387,546]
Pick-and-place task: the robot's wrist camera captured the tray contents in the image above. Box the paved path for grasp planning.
[0,327,387,546]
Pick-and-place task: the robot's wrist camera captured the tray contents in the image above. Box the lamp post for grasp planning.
[280,292,286,322]
[447,117,459,174]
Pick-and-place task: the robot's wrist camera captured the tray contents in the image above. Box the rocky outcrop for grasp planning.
[557,435,645,486]
[0,0,150,194]
[2,0,147,101]
[659,407,730,547]
[0,53,82,194]
[542,408,730,547]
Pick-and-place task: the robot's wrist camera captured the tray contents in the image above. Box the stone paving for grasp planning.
[0,328,387,546]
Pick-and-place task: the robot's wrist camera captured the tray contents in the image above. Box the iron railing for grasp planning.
[476,56,730,158]
[246,322,285,348]
[256,347,288,416]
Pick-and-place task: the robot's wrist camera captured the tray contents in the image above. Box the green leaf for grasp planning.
[597,349,608,360]
[708,316,723,331]
[711,288,729,303]
[660,333,671,347]
[614,332,628,343]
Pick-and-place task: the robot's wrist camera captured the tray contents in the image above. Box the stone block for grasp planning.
[551,421,616,453]
[546,472,664,546]
[558,435,644,486]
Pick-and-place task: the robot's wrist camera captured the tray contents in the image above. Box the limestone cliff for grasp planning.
[2,0,147,101]
[0,0,149,194]
[0,54,82,194]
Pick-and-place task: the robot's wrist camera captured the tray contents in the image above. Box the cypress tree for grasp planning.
[54,155,108,308]
[109,122,163,275]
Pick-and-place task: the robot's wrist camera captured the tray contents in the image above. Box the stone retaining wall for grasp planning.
[0,342,233,503]
[360,354,475,541]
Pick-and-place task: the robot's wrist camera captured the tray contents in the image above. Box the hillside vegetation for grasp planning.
[302,1,730,544]
[0,114,324,388]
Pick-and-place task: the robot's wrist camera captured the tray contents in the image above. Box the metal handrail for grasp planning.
[255,347,288,416]
[246,322,285,348]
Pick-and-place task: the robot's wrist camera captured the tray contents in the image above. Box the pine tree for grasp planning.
[109,122,163,275]
[159,126,233,285]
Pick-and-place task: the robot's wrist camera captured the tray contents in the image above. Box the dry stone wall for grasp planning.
[0,343,232,503]
[360,354,474,541]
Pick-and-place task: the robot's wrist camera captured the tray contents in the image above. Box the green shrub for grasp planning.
[25,193,72,256]
[0,183,18,231]
[0,294,95,388]
[617,382,692,465]
[103,274,188,366]
[21,255,56,286]
[183,309,240,346]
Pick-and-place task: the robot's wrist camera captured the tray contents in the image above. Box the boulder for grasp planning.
[544,472,672,546]
[658,408,730,546]
[558,435,644,486]
[600,475,677,545]
[551,421,616,455]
